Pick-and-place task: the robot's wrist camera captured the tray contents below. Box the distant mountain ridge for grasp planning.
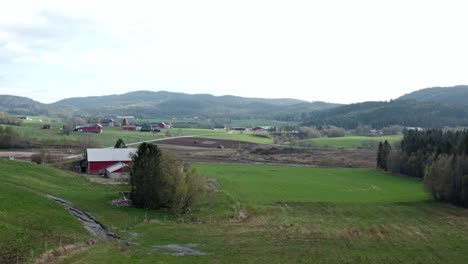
[0,90,339,119]
[301,85,468,129]
[3,86,468,127]
[301,99,468,129]
[398,85,468,105]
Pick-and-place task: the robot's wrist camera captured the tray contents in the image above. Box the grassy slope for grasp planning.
[3,160,468,263]
[0,160,90,263]
[64,164,468,263]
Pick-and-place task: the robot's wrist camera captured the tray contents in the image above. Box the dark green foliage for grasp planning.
[0,125,26,148]
[425,155,468,207]
[301,100,468,129]
[130,143,163,209]
[114,138,127,148]
[130,143,205,213]
[376,140,391,171]
[385,129,468,207]
[398,85,468,106]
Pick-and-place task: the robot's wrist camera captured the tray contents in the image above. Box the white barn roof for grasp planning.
[87,148,136,162]
[105,162,128,173]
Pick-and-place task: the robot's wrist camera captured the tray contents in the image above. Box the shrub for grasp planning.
[130,143,205,214]
[321,126,345,138]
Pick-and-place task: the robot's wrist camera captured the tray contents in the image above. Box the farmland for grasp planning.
[2,160,468,263]
[304,135,402,148]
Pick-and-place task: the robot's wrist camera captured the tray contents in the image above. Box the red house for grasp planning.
[122,124,137,131]
[76,124,103,133]
[86,148,136,174]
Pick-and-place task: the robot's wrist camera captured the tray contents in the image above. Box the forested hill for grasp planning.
[301,99,468,129]
[0,91,339,119]
[0,95,53,116]
[398,85,468,105]
[50,90,339,119]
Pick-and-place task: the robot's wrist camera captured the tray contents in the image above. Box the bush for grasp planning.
[0,125,26,148]
[381,125,403,135]
[0,112,22,126]
[299,127,321,138]
[321,126,345,138]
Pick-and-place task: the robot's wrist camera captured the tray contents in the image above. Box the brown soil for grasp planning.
[155,136,376,168]
[156,137,260,149]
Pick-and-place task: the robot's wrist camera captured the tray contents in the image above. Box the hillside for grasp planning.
[398,85,468,105]
[0,91,339,119]
[302,99,468,129]
[52,90,339,119]
[0,95,51,116]
[4,160,468,263]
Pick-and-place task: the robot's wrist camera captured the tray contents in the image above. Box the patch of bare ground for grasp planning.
[157,138,376,167]
[34,240,97,264]
[156,137,260,149]
[248,147,376,168]
[86,175,127,185]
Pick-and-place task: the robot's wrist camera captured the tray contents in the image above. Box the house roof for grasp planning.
[105,162,128,173]
[87,148,136,162]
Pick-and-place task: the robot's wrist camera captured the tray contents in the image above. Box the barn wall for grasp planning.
[88,161,131,174]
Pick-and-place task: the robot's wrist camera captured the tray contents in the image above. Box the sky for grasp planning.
[1,0,468,104]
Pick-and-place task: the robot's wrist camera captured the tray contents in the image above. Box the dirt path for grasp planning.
[48,195,212,257]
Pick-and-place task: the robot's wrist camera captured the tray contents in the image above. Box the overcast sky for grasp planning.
[1,0,468,104]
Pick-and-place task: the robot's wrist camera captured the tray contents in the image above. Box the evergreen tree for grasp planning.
[382,140,392,171]
[130,143,163,208]
[377,142,384,169]
[114,138,127,148]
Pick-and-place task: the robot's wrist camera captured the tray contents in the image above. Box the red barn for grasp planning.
[86,148,136,174]
[122,124,137,131]
[75,124,103,133]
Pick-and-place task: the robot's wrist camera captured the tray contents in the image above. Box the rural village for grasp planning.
[2,1,468,263]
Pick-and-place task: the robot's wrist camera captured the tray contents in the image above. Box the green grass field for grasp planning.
[201,131,274,144]
[2,160,468,263]
[305,135,402,148]
[8,121,274,147]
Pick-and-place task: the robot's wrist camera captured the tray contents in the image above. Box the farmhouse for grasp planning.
[122,124,137,131]
[100,119,115,127]
[86,148,136,174]
[75,124,103,133]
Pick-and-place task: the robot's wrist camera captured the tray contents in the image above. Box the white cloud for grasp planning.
[1,0,468,103]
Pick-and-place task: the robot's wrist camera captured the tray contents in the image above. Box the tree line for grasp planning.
[377,129,468,207]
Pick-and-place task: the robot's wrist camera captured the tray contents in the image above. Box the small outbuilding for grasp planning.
[100,119,115,127]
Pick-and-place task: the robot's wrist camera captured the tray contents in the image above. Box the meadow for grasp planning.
[2,160,468,263]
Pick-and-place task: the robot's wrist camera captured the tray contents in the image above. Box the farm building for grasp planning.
[75,124,103,133]
[86,148,136,174]
[122,124,137,131]
[158,122,172,129]
[100,119,115,127]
